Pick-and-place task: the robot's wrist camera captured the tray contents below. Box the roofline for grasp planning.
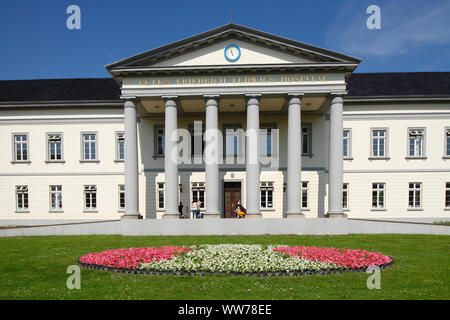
[0,100,123,108]
[110,63,359,74]
[105,23,361,71]
[344,95,450,103]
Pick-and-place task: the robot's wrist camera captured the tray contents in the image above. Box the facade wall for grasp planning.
[343,103,450,218]
[0,102,449,220]
[0,107,125,220]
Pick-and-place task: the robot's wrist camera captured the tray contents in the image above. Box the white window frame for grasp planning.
[444,127,450,158]
[46,133,64,162]
[343,129,352,159]
[260,182,274,210]
[157,183,165,210]
[343,183,349,210]
[371,183,386,210]
[15,185,29,212]
[84,185,97,212]
[192,182,205,210]
[408,182,423,210]
[118,184,125,211]
[301,181,309,209]
[370,128,389,159]
[407,128,426,158]
[445,182,450,209]
[188,123,205,160]
[116,132,125,162]
[12,133,30,162]
[49,185,63,212]
[154,125,165,157]
[81,132,98,162]
[223,125,243,158]
[260,124,277,157]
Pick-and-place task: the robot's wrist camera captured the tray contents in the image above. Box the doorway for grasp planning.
[223,181,241,218]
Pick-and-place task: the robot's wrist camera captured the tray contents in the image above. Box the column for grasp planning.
[204,95,221,218]
[245,94,262,218]
[328,94,346,218]
[285,94,305,218]
[162,96,179,218]
[122,99,142,219]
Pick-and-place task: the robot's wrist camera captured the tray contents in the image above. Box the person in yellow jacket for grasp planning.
[234,199,246,218]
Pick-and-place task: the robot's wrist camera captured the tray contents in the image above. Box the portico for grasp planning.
[105,23,360,220]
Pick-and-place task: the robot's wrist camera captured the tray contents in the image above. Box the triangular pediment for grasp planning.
[106,24,360,76]
[151,39,318,67]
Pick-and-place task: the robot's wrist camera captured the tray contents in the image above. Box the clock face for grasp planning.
[224,44,241,62]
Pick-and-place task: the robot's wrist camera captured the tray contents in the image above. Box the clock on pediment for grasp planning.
[224,44,241,62]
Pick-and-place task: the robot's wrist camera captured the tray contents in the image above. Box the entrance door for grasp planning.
[224,182,241,218]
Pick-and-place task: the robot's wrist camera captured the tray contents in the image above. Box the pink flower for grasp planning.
[273,246,391,269]
[79,246,191,269]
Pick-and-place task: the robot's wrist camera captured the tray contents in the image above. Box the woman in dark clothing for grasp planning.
[234,199,246,218]
[178,201,183,218]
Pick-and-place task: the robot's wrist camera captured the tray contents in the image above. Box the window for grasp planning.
[408,183,422,209]
[157,183,165,209]
[371,129,388,158]
[84,185,97,211]
[13,134,28,161]
[116,132,125,161]
[192,182,205,209]
[260,125,276,157]
[224,127,242,157]
[446,182,450,209]
[119,185,125,210]
[50,185,63,211]
[301,124,312,155]
[372,183,385,209]
[260,182,273,209]
[408,128,425,157]
[189,125,205,157]
[16,185,29,211]
[155,127,165,156]
[82,133,97,160]
[343,183,349,209]
[445,128,450,157]
[301,181,309,209]
[343,129,351,158]
[47,133,62,161]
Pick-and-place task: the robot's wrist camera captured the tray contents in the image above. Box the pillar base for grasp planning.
[121,214,143,220]
[285,212,305,218]
[162,213,180,219]
[203,213,221,219]
[326,212,347,218]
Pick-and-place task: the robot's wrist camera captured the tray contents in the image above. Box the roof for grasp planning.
[0,78,120,102]
[0,72,449,103]
[347,72,450,97]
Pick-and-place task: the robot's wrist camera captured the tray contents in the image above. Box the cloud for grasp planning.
[326,0,450,56]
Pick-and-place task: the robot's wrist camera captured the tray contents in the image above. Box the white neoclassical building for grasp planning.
[0,24,449,221]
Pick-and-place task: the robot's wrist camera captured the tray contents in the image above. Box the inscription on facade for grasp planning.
[135,74,329,87]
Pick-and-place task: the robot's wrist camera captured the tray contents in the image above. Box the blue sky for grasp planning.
[0,0,449,80]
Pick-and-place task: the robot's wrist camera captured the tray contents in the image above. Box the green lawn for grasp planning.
[0,234,448,300]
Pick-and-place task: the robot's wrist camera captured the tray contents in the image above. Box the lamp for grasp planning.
[283,183,286,192]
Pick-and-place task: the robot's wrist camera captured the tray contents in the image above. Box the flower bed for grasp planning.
[78,244,393,276]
